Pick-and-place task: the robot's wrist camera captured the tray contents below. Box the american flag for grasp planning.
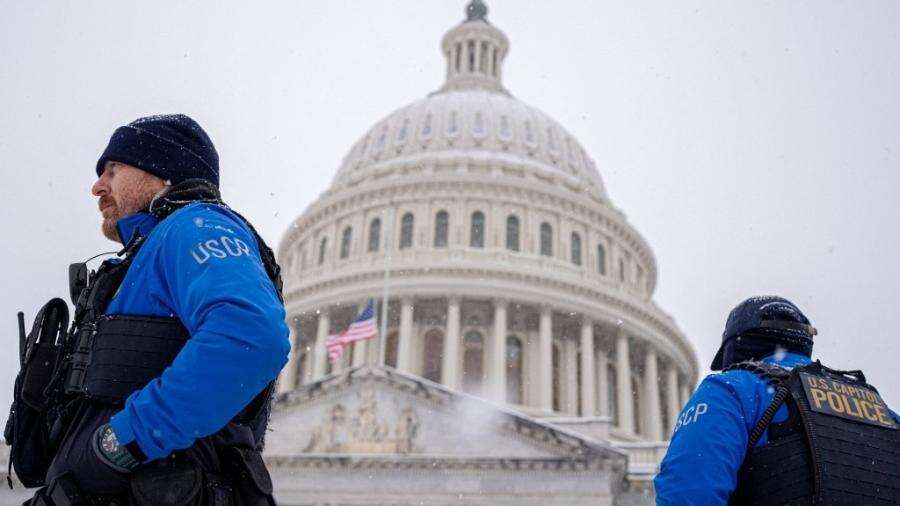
[326,300,378,365]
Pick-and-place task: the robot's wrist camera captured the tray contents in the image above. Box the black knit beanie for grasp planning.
[96,114,219,187]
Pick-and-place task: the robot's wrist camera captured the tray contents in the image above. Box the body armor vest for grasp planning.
[728,360,899,505]
[6,180,284,499]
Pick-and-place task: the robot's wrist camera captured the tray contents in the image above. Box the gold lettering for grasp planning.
[809,388,828,409]
[859,400,879,421]
[843,396,863,418]
[874,405,892,426]
[865,391,878,403]
[826,392,845,413]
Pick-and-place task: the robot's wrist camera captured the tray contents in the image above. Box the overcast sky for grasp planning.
[1,0,898,413]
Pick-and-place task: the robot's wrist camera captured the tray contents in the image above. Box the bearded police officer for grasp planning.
[654,296,899,505]
[6,114,289,505]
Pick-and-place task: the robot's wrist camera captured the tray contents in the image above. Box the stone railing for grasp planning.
[611,441,669,479]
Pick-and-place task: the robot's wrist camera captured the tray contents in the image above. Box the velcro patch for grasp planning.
[800,372,896,429]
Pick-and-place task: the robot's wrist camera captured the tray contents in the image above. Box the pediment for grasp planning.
[264,366,623,465]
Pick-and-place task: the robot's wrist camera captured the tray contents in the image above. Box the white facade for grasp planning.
[270,2,698,503]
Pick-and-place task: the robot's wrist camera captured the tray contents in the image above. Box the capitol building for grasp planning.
[267,2,699,504]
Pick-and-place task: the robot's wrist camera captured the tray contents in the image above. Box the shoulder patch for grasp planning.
[799,372,896,429]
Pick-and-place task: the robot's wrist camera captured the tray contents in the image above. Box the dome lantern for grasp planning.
[440,0,509,94]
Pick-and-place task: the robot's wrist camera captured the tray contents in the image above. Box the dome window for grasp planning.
[375,126,388,155]
[470,211,485,248]
[547,128,560,157]
[368,218,381,252]
[318,237,328,266]
[396,118,410,144]
[499,115,512,141]
[571,232,582,266]
[447,111,459,137]
[505,215,520,252]
[524,120,536,146]
[399,212,415,249]
[597,243,607,275]
[540,222,553,257]
[340,226,353,259]
[434,210,449,248]
[421,113,433,139]
[473,112,485,138]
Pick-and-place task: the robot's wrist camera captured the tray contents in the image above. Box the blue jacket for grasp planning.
[654,352,899,504]
[104,203,290,462]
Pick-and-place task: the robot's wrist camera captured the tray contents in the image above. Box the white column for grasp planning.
[474,40,482,74]
[643,348,663,441]
[538,307,553,412]
[396,298,414,373]
[277,323,300,394]
[564,338,578,415]
[489,300,508,402]
[351,338,367,367]
[615,328,635,433]
[442,297,461,389]
[580,320,596,416]
[596,349,609,417]
[666,365,681,436]
[312,310,330,380]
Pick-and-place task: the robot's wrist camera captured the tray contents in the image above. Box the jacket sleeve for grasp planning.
[109,205,290,461]
[654,372,760,505]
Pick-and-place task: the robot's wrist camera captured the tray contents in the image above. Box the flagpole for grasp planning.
[378,205,395,367]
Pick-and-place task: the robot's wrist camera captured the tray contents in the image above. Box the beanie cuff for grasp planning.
[96,125,218,186]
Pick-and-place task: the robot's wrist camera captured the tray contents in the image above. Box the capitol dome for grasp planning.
[275,0,698,450]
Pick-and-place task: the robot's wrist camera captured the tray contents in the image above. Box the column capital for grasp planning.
[494,298,509,309]
[447,295,462,306]
[400,296,415,306]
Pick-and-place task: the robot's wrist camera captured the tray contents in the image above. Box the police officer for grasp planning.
[14,114,290,504]
[654,296,900,505]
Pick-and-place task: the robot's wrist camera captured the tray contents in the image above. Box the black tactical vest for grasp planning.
[8,181,284,497]
[728,360,900,505]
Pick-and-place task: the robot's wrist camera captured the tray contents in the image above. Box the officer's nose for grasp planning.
[92,175,108,197]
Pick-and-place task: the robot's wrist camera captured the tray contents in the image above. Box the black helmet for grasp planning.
[711,296,816,370]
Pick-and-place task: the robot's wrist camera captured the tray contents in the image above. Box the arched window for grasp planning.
[385,331,399,368]
[434,210,449,248]
[571,232,582,266]
[368,218,381,252]
[540,222,553,257]
[462,331,484,395]
[422,329,444,383]
[597,244,606,275]
[399,213,414,249]
[552,343,561,412]
[506,336,523,405]
[340,226,352,259]
[618,258,626,282]
[318,237,327,265]
[505,215,519,251]
[470,211,485,248]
